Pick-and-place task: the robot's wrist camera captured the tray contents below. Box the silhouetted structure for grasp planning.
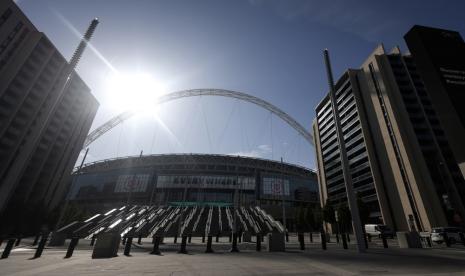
[0,0,99,236]
[314,25,465,232]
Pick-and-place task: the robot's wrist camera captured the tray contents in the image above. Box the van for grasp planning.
[365,224,395,238]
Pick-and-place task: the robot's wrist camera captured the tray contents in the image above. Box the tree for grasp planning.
[322,200,336,225]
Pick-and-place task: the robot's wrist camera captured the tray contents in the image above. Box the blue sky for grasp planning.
[16,0,465,169]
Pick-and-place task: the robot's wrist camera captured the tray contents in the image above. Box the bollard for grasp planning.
[285,232,289,242]
[15,238,21,246]
[188,235,192,243]
[321,231,327,250]
[364,233,369,249]
[459,232,465,247]
[336,233,340,244]
[256,234,261,251]
[0,238,3,247]
[238,232,242,243]
[309,232,313,243]
[174,236,178,244]
[426,236,432,247]
[124,237,133,256]
[33,234,48,259]
[215,234,219,243]
[1,239,16,259]
[205,236,214,253]
[230,233,239,252]
[298,233,305,250]
[342,233,348,249]
[178,236,188,254]
[65,237,79,258]
[32,234,40,246]
[346,233,350,243]
[444,233,451,247]
[382,235,388,248]
[137,236,142,245]
[90,235,96,246]
[202,235,205,243]
[229,234,232,243]
[150,236,161,255]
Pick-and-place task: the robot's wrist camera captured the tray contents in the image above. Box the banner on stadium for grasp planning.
[114,174,150,193]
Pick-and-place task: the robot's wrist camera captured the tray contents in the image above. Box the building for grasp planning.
[313,25,465,232]
[68,154,319,231]
[0,1,99,234]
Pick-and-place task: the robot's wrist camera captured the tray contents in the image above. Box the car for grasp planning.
[365,224,395,239]
[431,227,463,244]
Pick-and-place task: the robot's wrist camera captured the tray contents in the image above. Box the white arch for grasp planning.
[84,88,314,148]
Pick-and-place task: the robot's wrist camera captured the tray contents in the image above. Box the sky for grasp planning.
[15,0,465,169]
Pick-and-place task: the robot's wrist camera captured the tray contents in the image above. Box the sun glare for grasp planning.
[105,72,166,114]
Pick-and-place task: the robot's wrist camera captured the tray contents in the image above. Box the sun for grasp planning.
[105,71,166,114]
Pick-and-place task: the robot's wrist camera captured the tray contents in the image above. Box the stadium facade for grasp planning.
[68,154,318,231]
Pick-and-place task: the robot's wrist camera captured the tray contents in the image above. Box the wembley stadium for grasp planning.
[68,154,318,231]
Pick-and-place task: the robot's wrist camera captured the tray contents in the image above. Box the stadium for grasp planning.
[68,153,318,232]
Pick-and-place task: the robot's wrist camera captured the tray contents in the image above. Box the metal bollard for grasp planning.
[459,232,465,247]
[202,235,205,243]
[150,236,161,255]
[178,236,188,254]
[230,233,239,252]
[90,235,96,246]
[382,235,388,248]
[321,231,327,250]
[238,232,242,243]
[298,233,305,250]
[65,237,79,258]
[229,234,232,243]
[205,236,214,253]
[215,234,219,243]
[336,233,340,244]
[256,234,261,251]
[137,235,142,245]
[174,236,178,244]
[342,233,348,249]
[1,239,16,259]
[32,234,40,246]
[188,235,192,243]
[33,234,48,259]
[124,237,133,256]
[286,232,289,242]
[309,232,313,243]
[426,236,432,247]
[444,233,451,247]
[15,238,21,246]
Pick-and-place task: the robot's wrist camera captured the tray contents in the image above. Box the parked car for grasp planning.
[365,224,395,238]
[431,227,463,244]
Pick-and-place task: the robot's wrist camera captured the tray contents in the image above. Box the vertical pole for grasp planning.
[33,234,48,259]
[323,49,365,253]
[280,157,287,243]
[64,237,79,258]
[124,237,133,256]
[1,239,16,259]
[150,236,161,255]
[205,236,214,253]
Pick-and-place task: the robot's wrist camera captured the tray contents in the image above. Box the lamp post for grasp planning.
[323,49,365,253]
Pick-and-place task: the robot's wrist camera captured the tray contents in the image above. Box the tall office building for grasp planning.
[0,1,99,234]
[314,26,465,232]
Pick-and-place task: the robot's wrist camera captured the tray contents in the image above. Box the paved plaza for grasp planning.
[1,236,465,275]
